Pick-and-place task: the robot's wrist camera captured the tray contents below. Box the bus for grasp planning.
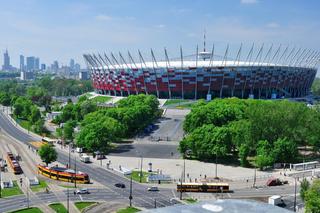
[177,182,229,193]
[7,152,23,175]
[37,164,90,184]
[42,137,57,145]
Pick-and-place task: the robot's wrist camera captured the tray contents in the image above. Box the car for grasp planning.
[115,183,126,188]
[74,188,90,194]
[147,186,159,191]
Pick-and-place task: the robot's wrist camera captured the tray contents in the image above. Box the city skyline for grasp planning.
[0,0,319,69]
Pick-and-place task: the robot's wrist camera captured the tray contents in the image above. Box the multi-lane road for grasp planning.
[0,109,302,212]
[0,110,176,212]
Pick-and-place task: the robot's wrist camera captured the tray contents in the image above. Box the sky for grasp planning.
[0,0,319,68]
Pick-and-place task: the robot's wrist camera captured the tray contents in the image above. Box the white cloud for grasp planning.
[155,24,166,28]
[95,14,113,21]
[266,22,280,28]
[240,0,258,4]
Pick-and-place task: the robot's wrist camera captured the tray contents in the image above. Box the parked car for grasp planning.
[74,188,90,194]
[115,183,126,188]
[147,186,159,191]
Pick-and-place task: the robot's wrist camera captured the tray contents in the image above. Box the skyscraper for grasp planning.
[70,59,75,71]
[20,55,25,71]
[2,49,12,71]
[26,56,35,71]
[35,57,40,70]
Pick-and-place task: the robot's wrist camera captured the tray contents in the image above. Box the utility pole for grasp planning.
[154,198,157,208]
[0,156,2,198]
[253,165,257,188]
[67,188,70,213]
[183,158,186,182]
[74,152,77,188]
[139,155,143,183]
[215,154,218,178]
[294,177,297,212]
[129,175,133,207]
[179,170,183,200]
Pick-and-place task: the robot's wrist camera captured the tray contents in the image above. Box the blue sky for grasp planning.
[0,0,319,68]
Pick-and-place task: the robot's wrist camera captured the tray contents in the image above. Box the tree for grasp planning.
[38,144,57,166]
[255,140,275,170]
[29,105,41,124]
[76,117,123,153]
[305,179,320,213]
[63,120,76,142]
[272,138,298,163]
[300,178,310,202]
[0,92,11,106]
[179,124,231,161]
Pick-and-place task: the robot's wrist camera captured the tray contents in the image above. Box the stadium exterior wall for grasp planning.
[88,65,316,99]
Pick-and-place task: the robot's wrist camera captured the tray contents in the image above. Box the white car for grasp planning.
[147,186,159,191]
[74,188,90,194]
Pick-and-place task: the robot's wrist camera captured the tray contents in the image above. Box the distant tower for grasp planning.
[2,49,11,71]
[198,30,211,61]
[70,59,75,71]
[20,55,25,71]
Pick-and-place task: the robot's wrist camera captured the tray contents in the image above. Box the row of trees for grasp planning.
[35,76,93,96]
[300,179,320,212]
[75,94,160,153]
[180,98,320,169]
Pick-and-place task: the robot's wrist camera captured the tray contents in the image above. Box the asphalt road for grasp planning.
[0,110,304,212]
[0,111,176,211]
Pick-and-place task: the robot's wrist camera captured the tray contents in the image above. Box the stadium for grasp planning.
[83,42,319,100]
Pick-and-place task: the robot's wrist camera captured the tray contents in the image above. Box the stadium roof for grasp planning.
[92,60,310,70]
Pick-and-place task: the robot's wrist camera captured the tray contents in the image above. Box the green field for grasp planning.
[126,171,150,183]
[58,185,76,188]
[90,96,112,103]
[9,207,43,213]
[164,99,184,106]
[117,207,140,213]
[2,180,23,197]
[184,197,198,204]
[74,202,97,211]
[49,203,67,213]
[30,180,48,192]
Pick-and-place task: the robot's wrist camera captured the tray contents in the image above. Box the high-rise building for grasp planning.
[75,63,81,73]
[2,49,12,71]
[20,55,25,71]
[41,64,46,70]
[70,59,75,71]
[26,56,35,71]
[52,61,59,73]
[35,58,40,70]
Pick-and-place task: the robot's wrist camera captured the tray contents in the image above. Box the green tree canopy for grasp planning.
[38,144,57,166]
[305,179,320,213]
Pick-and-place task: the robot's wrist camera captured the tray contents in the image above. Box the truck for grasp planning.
[268,195,285,207]
[80,154,90,163]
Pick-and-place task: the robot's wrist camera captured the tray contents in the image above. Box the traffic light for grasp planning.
[20,178,23,186]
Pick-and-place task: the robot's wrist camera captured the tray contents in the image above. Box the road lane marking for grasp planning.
[79,195,83,201]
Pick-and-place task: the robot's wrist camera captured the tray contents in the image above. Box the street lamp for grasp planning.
[294,177,297,212]
[139,155,143,183]
[129,175,133,207]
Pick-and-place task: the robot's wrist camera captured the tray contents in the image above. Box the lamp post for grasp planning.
[129,175,133,207]
[67,188,70,213]
[74,152,77,188]
[139,155,143,183]
[294,177,297,212]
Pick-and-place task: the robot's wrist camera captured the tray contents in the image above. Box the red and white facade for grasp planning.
[84,47,319,99]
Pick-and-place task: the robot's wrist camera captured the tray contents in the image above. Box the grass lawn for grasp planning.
[184,197,198,204]
[164,99,183,106]
[74,202,97,211]
[117,207,140,213]
[59,185,76,188]
[126,171,150,183]
[49,203,67,213]
[90,96,112,103]
[9,207,43,213]
[30,180,48,192]
[2,180,23,197]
